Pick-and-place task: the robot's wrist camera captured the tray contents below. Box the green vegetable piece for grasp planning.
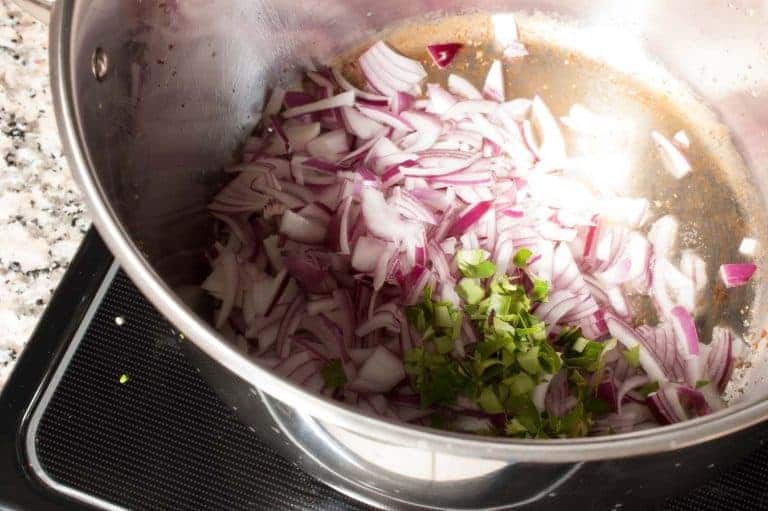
[537,341,562,374]
[563,337,607,373]
[623,345,641,368]
[457,249,496,278]
[517,346,542,375]
[584,396,612,414]
[505,372,535,396]
[513,248,534,267]
[457,278,485,305]
[404,348,468,408]
[549,402,589,438]
[119,373,129,384]
[504,418,528,436]
[695,379,710,389]
[435,304,452,328]
[321,359,347,390]
[477,332,514,358]
[403,348,425,376]
[506,394,541,434]
[531,278,550,302]
[421,363,466,407]
[572,336,590,353]
[435,335,455,355]
[479,386,505,413]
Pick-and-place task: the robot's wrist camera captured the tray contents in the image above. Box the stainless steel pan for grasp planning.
[20,1,768,508]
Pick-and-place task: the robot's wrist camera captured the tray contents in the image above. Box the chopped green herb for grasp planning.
[478,386,505,413]
[119,373,130,384]
[505,418,528,436]
[531,278,550,302]
[563,339,605,372]
[623,345,641,368]
[504,372,535,395]
[572,336,589,353]
[457,277,485,305]
[548,402,589,437]
[584,396,612,414]
[321,359,347,390]
[434,335,456,354]
[434,304,453,328]
[403,347,470,408]
[517,346,541,375]
[513,248,534,267]
[695,379,710,389]
[506,394,541,434]
[456,249,496,278]
[403,265,609,439]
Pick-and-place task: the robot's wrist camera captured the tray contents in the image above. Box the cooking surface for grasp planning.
[0,0,89,390]
[2,229,768,510]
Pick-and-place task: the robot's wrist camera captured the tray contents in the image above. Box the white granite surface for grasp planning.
[0,1,90,388]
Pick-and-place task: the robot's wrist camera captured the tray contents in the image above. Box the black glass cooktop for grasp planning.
[1,229,768,510]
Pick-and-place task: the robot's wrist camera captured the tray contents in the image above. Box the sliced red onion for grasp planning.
[274,350,317,377]
[706,326,735,393]
[359,41,427,96]
[331,67,390,105]
[719,263,757,288]
[427,43,463,69]
[669,305,700,385]
[306,70,335,98]
[648,215,678,260]
[275,294,306,358]
[399,111,442,153]
[264,122,321,156]
[357,105,415,132]
[652,131,692,179]
[283,253,336,294]
[249,269,290,318]
[679,250,707,294]
[426,83,458,114]
[352,236,389,272]
[282,91,355,118]
[545,370,577,418]
[306,129,350,160]
[349,346,405,393]
[638,323,686,383]
[340,106,385,139]
[482,60,505,102]
[606,314,668,383]
[279,210,327,244]
[616,375,650,414]
[447,74,483,100]
[361,187,422,242]
[391,188,438,224]
[263,86,287,119]
[531,96,566,164]
[444,100,499,119]
[534,291,580,328]
[355,311,400,337]
[448,201,492,237]
[662,259,696,312]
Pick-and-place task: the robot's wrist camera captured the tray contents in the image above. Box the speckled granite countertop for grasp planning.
[0,1,90,389]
